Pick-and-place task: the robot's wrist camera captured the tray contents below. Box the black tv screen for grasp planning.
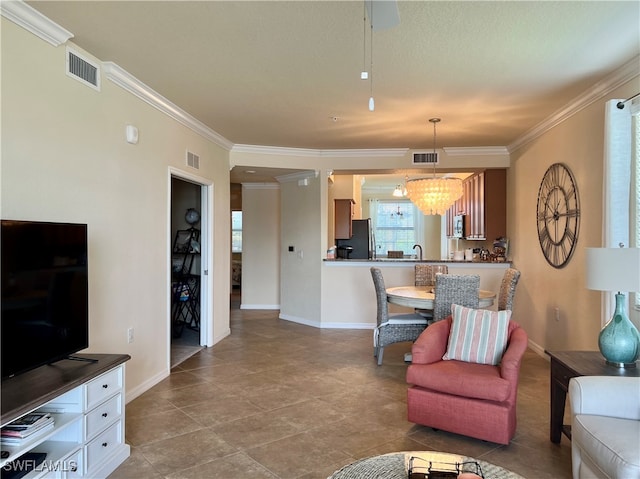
[1,220,89,379]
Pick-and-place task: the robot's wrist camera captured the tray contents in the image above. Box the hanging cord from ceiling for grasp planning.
[361,2,368,80]
[368,0,375,111]
[430,118,440,178]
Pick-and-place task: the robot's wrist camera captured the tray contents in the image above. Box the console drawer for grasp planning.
[85,393,122,440]
[62,448,83,479]
[85,421,123,475]
[85,367,123,410]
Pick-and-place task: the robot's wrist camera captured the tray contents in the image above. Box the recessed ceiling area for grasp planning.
[230,166,312,184]
[230,166,475,189]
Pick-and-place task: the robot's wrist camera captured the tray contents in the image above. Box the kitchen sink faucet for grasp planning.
[413,244,423,260]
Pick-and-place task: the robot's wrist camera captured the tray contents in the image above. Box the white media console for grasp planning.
[1,354,130,478]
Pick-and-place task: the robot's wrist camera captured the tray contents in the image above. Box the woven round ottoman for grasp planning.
[327,451,525,479]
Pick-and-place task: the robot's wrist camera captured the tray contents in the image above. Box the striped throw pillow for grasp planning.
[443,304,511,365]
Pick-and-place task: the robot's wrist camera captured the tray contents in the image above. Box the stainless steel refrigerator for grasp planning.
[336,218,371,259]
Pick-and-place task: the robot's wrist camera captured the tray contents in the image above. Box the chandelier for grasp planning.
[405,118,463,215]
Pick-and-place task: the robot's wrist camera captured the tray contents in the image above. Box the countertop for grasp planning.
[324,258,510,264]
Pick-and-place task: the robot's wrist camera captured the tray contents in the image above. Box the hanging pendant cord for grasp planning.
[362,3,367,74]
[616,92,640,109]
[430,118,440,178]
[370,1,374,98]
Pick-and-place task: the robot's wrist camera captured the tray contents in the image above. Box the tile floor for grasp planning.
[110,305,573,479]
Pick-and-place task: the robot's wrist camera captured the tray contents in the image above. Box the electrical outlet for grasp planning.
[554,307,560,322]
[127,327,134,343]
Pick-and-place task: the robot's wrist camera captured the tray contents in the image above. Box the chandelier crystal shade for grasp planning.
[405,118,463,215]
[405,177,463,215]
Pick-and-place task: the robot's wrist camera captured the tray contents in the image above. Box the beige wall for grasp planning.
[279,175,323,325]
[241,184,280,308]
[1,19,231,398]
[508,78,639,353]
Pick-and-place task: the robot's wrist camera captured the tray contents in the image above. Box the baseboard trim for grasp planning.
[125,369,169,403]
[279,314,320,328]
[527,338,547,359]
[240,303,280,310]
[279,313,375,330]
[321,322,376,329]
[212,328,231,346]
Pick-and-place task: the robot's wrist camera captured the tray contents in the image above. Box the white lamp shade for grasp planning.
[585,247,640,292]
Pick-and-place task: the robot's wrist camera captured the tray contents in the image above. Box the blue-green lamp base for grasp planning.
[598,293,640,369]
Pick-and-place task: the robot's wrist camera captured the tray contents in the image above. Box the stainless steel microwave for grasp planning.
[452,215,465,238]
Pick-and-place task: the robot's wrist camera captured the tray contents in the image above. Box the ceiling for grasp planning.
[26,1,640,187]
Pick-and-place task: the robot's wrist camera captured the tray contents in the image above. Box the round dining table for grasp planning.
[386,285,496,309]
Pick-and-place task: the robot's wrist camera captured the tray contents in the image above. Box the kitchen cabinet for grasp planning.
[446,169,506,241]
[334,199,355,239]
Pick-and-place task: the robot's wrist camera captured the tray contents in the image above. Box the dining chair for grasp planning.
[498,268,521,311]
[414,264,449,319]
[370,267,428,365]
[433,274,480,322]
[414,264,449,287]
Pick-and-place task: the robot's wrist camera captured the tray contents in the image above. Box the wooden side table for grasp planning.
[545,350,639,443]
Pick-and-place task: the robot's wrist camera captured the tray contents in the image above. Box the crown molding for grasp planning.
[509,56,640,153]
[320,148,408,158]
[9,0,636,158]
[276,170,318,183]
[231,145,322,157]
[232,144,408,158]
[102,62,234,151]
[241,183,280,190]
[1,0,73,46]
[443,146,509,156]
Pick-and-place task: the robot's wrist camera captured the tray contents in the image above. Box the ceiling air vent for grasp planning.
[66,47,100,91]
[412,152,439,165]
[186,151,200,169]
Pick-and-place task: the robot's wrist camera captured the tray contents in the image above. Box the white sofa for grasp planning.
[569,376,640,479]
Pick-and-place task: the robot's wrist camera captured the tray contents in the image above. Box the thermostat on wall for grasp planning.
[126,125,139,144]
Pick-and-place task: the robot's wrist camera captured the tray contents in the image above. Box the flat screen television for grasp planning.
[1,220,89,379]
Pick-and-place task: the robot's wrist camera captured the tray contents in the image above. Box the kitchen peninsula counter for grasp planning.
[319,259,511,329]
[324,258,511,264]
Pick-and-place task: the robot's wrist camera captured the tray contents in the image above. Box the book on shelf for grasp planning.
[1,412,55,443]
[0,423,54,444]
[3,412,53,431]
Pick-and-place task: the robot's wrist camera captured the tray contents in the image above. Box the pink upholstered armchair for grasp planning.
[406,316,528,445]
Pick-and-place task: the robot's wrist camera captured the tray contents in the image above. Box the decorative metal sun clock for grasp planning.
[536,163,581,268]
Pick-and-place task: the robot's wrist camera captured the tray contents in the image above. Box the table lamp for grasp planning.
[586,246,640,368]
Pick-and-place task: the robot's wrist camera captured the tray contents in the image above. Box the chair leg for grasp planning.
[373,346,378,358]
[377,347,384,366]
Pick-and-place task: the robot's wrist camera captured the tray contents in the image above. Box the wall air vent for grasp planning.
[66,47,100,91]
[186,151,200,169]
[412,152,439,165]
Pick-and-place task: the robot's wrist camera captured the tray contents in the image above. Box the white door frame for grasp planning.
[168,168,214,366]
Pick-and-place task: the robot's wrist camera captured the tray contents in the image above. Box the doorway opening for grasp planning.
[230,182,242,310]
[169,171,212,367]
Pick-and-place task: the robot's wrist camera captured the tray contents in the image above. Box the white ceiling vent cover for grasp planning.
[186,151,200,169]
[412,152,439,165]
[66,47,100,91]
